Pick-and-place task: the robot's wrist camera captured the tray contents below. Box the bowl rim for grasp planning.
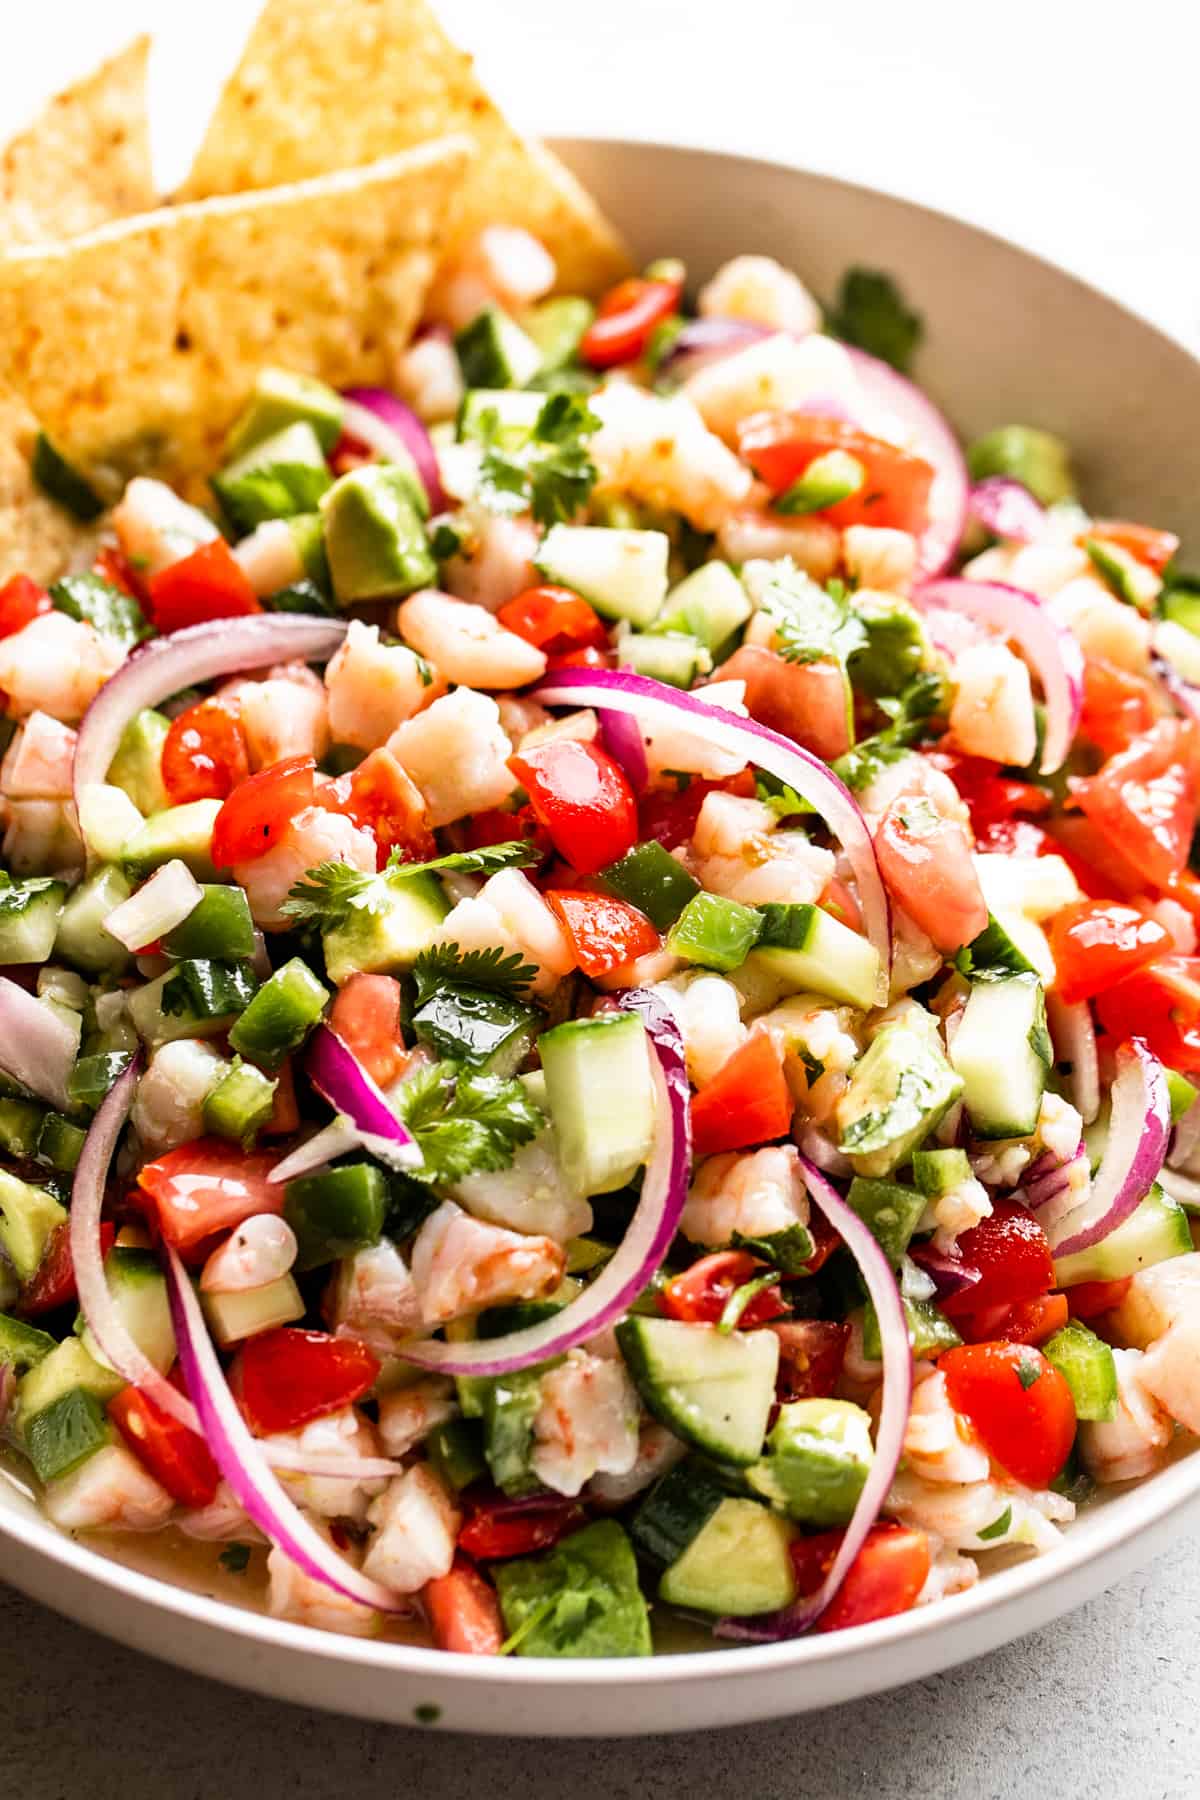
[4,131,1200,1689]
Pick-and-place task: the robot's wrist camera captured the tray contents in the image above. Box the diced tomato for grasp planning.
[659,1250,787,1328]
[0,573,52,638]
[316,746,436,868]
[1084,519,1180,577]
[234,1327,380,1436]
[109,1384,220,1508]
[1163,867,1200,924]
[544,645,611,674]
[263,1056,300,1137]
[712,644,851,760]
[92,544,144,598]
[329,430,375,479]
[1095,956,1200,1074]
[458,1495,586,1560]
[498,585,609,655]
[18,1219,115,1317]
[1048,899,1172,1004]
[637,769,757,852]
[690,1033,794,1156]
[509,738,637,875]
[940,1341,1076,1488]
[772,1319,850,1401]
[736,413,935,537]
[210,754,316,868]
[545,888,659,978]
[1066,1275,1133,1319]
[1079,658,1162,757]
[791,1522,931,1634]
[329,973,408,1088]
[161,695,251,805]
[1037,814,1143,900]
[801,1213,843,1275]
[941,1202,1055,1323]
[147,538,261,634]
[580,274,682,369]
[820,877,862,935]
[989,1291,1070,1347]
[465,801,553,860]
[1074,719,1196,890]
[424,1556,504,1655]
[930,751,1053,832]
[874,795,988,954]
[138,1139,283,1253]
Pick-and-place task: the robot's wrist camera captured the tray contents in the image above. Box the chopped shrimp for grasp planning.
[531,1350,641,1497]
[497,694,552,745]
[856,751,969,834]
[42,1443,174,1532]
[588,1421,687,1504]
[949,641,1037,767]
[716,508,841,581]
[692,791,778,859]
[396,589,547,689]
[377,1378,458,1458]
[589,386,752,530]
[324,620,440,751]
[696,831,835,909]
[1110,1252,1200,1347]
[388,687,518,827]
[757,995,861,1075]
[641,678,751,781]
[916,1540,981,1606]
[177,1480,263,1543]
[0,612,124,722]
[1133,1318,1200,1436]
[111,476,219,577]
[887,1468,1074,1554]
[325,1240,422,1355]
[3,800,83,877]
[233,519,305,595]
[201,1215,297,1294]
[964,541,1091,600]
[698,255,822,335]
[442,509,541,613]
[0,712,75,798]
[923,1171,992,1253]
[902,1369,991,1485]
[655,970,747,1087]
[1078,1349,1173,1483]
[267,1532,380,1637]
[480,868,576,982]
[681,1144,810,1247]
[426,226,556,329]
[130,1038,226,1153]
[424,886,572,1004]
[452,1126,592,1243]
[409,1200,565,1326]
[1052,577,1152,672]
[842,526,918,594]
[393,332,465,424]
[362,1465,461,1593]
[235,805,376,930]
[239,676,329,770]
[685,332,862,445]
[264,1407,389,1524]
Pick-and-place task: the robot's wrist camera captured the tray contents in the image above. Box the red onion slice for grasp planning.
[841,346,968,579]
[916,578,1084,775]
[398,987,690,1377]
[1047,993,1100,1125]
[908,1243,981,1301]
[305,1025,421,1172]
[268,1116,362,1185]
[1048,1038,1169,1257]
[968,476,1047,545]
[164,1245,408,1613]
[73,615,347,818]
[718,1156,912,1641]
[0,976,79,1111]
[657,316,774,382]
[263,1444,404,1480]
[597,707,649,791]
[533,667,890,1003]
[342,387,447,513]
[103,859,203,953]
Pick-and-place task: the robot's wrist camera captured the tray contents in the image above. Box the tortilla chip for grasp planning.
[179,0,630,297]
[0,396,103,583]
[0,36,155,249]
[0,137,473,498]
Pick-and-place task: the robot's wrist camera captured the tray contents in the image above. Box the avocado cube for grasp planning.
[747,1398,874,1527]
[212,421,332,532]
[225,367,345,459]
[320,464,435,604]
[106,708,171,817]
[836,1022,962,1177]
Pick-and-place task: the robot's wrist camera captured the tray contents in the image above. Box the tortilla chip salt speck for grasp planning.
[180,0,631,297]
[0,137,474,494]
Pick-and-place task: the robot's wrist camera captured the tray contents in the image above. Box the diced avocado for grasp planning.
[24,1387,112,1483]
[202,1273,305,1347]
[837,1023,962,1176]
[667,891,761,973]
[846,1175,927,1264]
[122,800,223,884]
[616,1315,779,1466]
[539,1011,655,1196]
[161,885,255,962]
[17,1336,124,1421]
[0,1096,45,1159]
[455,306,542,389]
[0,1310,56,1374]
[228,957,327,1072]
[77,784,144,865]
[457,388,543,446]
[54,867,132,974]
[912,1147,971,1197]
[426,1416,488,1493]
[861,1295,961,1360]
[655,561,752,652]
[32,431,106,521]
[520,296,595,372]
[535,525,670,628]
[600,841,699,931]
[224,367,345,460]
[1054,1183,1191,1287]
[494,1519,652,1657]
[1042,1321,1118,1422]
[0,878,66,963]
[77,1247,175,1375]
[284,1163,388,1270]
[212,421,332,532]
[203,1059,277,1148]
[847,591,929,698]
[0,1170,67,1282]
[106,709,171,817]
[950,972,1051,1139]
[746,1397,873,1527]
[748,902,880,1010]
[35,1111,86,1173]
[412,986,538,1077]
[966,425,1076,507]
[286,513,332,589]
[322,872,450,985]
[630,1458,728,1567]
[320,463,435,604]
[616,628,708,688]
[658,1497,796,1617]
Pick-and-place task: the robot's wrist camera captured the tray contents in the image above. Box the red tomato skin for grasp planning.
[93,545,144,598]
[989,1292,1070,1348]
[161,696,251,805]
[930,751,1052,833]
[109,1384,220,1508]
[0,573,52,638]
[659,1250,787,1328]
[941,1202,1055,1321]
[18,1220,115,1316]
[498,586,609,655]
[1095,957,1200,1074]
[210,754,316,868]
[713,644,851,760]
[329,974,409,1088]
[1048,899,1172,1005]
[424,1556,504,1655]
[1079,658,1162,757]
[509,739,638,875]
[874,796,988,954]
[690,1033,794,1156]
[235,1328,380,1436]
[771,1320,850,1401]
[1085,520,1180,576]
[637,769,756,851]
[736,413,935,536]
[1066,1275,1133,1319]
[940,1342,1076,1489]
[581,276,681,369]
[1074,720,1196,890]
[458,1497,586,1560]
[138,1140,284,1252]
[147,538,261,634]
[545,888,659,978]
[791,1523,932,1634]
[315,746,435,868]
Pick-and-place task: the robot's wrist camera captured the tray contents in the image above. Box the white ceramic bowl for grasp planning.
[4,137,1200,1735]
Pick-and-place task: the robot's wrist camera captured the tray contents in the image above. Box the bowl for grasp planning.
[4,136,1200,1735]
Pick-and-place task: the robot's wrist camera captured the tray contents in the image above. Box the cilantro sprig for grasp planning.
[395,1059,544,1186]
[478,392,600,528]
[828,267,924,375]
[833,670,947,792]
[412,942,537,1006]
[281,840,538,930]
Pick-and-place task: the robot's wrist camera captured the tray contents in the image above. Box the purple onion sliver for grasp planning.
[342,386,447,513]
[657,315,773,381]
[908,1243,982,1301]
[968,476,1047,544]
[841,346,968,579]
[1047,1038,1169,1257]
[305,1025,421,1169]
[597,706,649,791]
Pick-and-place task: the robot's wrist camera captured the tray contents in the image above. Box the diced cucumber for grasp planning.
[667,891,761,973]
[0,1311,56,1373]
[535,525,670,627]
[482,1369,544,1497]
[426,1417,488,1494]
[203,1060,277,1148]
[202,1272,305,1347]
[965,425,1075,507]
[912,1147,971,1197]
[0,879,66,963]
[17,1336,124,1420]
[655,561,751,651]
[51,574,150,652]
[658,1497,796,1616]
[160,959,259,1023]
[617,629,708,688]
[0,1171,67,1282]
[161,885,255,962]
[54,867,132,974]
[24,1387,112,1484]
[1042,1321,1118,1422]
[412,986,538,1077]
[861,1295,961,1360]
[519,295,595,372]
[847,1175,927,1265]
[322,872,449,985]
[630,1459,728,1567]
[213,421,332,532]
[106,709,171,817]
[600,841,699,931]
[34,1112,86,1173]
[225,367,345,460]
[68,1049,134,1114]
[455,306,542,389]
[77,1247,175,1375]
[32,432,106,521]
[228,956,328,1071]
[320,464,434,605]
[457,388,543,444]
[539,1011,655,1195]
[837,1022,962,1177]
[616,1315,779,1466]
[1054,1183,1191,1287]
[748,902,880,1010]
[283,1163,388,1270]
[950,972,1051,1139]
[122,801,223,883]
[77,784,144,864]
[0,1096,45,1159]
[1165,1068,1198,1126]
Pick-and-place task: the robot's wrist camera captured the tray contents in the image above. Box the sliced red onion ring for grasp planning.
[841,346,968,579]
[1047,993,1100,1125]
[532,668,890,1003]
[1027,1147,1091,1230]
[718,1156,911,1641]
[268,1116,362,1185]
[908,1243,982,1301]
[657,316,774,382]
[165,1245,408,1613]
[968,476,1047,545]
[73,615,347,818]
[0,976,79,1110]
[342,387,447,513]
[305,1025,421,1172]
[1047,1038,1169,1257]
[916,578,1084,775]
[103,859,203,953]
[398,986,690,1377]
[263,1444,404,1480]
[597,707,649,791]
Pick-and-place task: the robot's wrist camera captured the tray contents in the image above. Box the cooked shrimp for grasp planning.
[949,641,1038,767]
[232,518,306,595]
[0,712,75,798]
[377,1378,458,1458]
[1133,1318,1200,1436]
[201,1215,297,1294]
[588,1421,688,1504]
[235,805,377,930]
[42,1443,174,1532]
[902,1370,991,1485]
[265,1407,389,1525]
[716,508,841,581]
[842,527,918,595]
[388,687,518,827]
[238,676,329,770]
[681,1144,810,1247]
[887,1468,1074,1553]
[589,386,752,530]
[698,255,822,335]
[111,476,219,577]
[362,1465,461,1593]
[453,1126,593,1243]
[655,970,748,1087]
[267,1533,380,1637]
[325,1240,423,1354]
[0,612,124,722]
[425,872,574,1002]
[684,332,861,444]
[1110,1252,1200,1347]
[531,1350,641,1497]
[396,589,547,689]
[324,620,440,751]
[130,1038,226,1153]
[442,509,541,613]
[426,226,556,329]
[177,1480,263,1543]
[393,332,465,424]
[3,800,83,877]
[1078,1349,1173,1483]
[410,1200,565,1326]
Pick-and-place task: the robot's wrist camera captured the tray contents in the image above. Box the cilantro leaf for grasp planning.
[394,1060,544,1186]
[384,841,539,881]
[754,775,813,820]
[478,393,600,528]
[412,942,538,1006]
[750,561,867,667]
[828,268,924,375]
[281,840,538,929]
[834,671,948,792]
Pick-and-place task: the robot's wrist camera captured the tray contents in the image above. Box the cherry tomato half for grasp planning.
[234,1328,380,1437]
[147,538,261,634]
[509,738,637,875]
[210,755,316,868]
[161,696,251,805]
[940,1341,1076,1489]
[791,1522,931,1634]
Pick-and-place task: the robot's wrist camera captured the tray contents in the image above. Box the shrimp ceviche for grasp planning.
[2,4,1200,1667]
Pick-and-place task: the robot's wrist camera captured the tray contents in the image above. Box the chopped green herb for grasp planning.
[412,942,538,1005]
[219,1543,252,1574]
[717,1271,782,1333]
[281,840,538,929]
[478,392,600,528]
[828,267,923,374]
[976,1506,1012,1542]
[394,1060,544,1187]
[1016,1353,1043,1391]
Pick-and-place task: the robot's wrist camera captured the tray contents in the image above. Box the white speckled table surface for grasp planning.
[3,2,1199,1790]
